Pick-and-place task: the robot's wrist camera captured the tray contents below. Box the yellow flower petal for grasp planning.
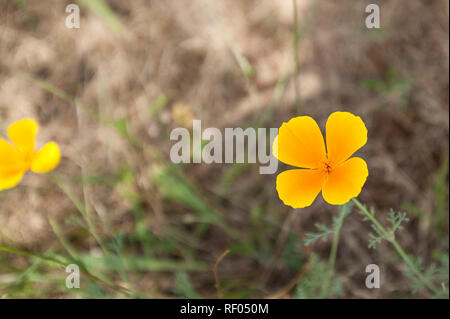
[0,139,27,174]
[30,142,61,173]
[325,112,367,167]
[8,118,38,155]
[273,116,327,168]
[0,170,25,191]
[276,169,326,208]
[322,157,368,205]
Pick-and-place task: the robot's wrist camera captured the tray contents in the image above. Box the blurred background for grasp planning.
[0,0,448,298]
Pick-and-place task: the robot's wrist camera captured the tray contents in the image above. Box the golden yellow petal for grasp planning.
[322,157,368,205]
[276,169,326,208]
[0,170,25,191]
[30,142,61,173]
[0,139,27,174]
[274,116,327,168]
[7,118,38,155]
[325,112,367,167]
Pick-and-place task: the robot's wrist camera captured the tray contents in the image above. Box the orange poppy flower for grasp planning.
[273,112,368,208]
[0,118,60,191]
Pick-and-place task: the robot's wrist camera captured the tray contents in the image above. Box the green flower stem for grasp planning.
[292,0,301,115]
[321,205,347,298]
[352,198,440,295]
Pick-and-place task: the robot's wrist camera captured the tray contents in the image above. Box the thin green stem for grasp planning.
[320,204,348,298]
[0,245,66,266]
[292,0,301,115]
[352,198,440,295]
[49,174,109,256]
[0,245,144,297]
[352,198,387,237]
[390,239,439,294]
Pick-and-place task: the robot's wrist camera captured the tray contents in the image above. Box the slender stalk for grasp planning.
[0,245,143,297]
[352,198,440,294]
[0,245,66,266]
[292,0,301,115]
[352,198,386,237]
[214,249,230,298]
[320,205,348,298]
[49,174,109,256]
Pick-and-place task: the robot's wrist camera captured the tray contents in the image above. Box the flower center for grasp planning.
[320,160,333,174]
[19,149,35,169]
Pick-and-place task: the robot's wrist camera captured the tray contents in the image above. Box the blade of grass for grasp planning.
[77,0,124,34]
[202,0,256,95]
[79,254,207,272]
[0,244,146,298]
[5,259,43,298]
[49,175,109,256]
[292,0,301,115]
[0,245,66,266]
[434,156,449,236]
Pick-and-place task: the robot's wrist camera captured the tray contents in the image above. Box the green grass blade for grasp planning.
[77,0,124,34]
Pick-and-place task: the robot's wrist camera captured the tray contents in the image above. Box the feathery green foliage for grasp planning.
[295,254,343,299]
